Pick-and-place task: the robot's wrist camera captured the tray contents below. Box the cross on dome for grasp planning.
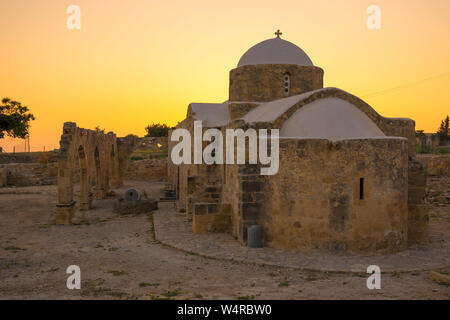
[274,29,282,38]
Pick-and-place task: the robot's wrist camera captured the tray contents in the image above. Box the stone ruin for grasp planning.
[55,122,133,224]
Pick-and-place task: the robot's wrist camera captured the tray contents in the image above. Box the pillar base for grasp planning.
[79,193,93,210]
[93,187,107,200]
[56,200,76,225]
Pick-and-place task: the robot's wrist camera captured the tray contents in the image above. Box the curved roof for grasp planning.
[189,102,230,127]
[237,37,314,67]
[242,89,322,123]
[279,97,385,140]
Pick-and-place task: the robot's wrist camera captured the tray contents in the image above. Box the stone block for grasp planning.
[55,201,76,225]
[0,168,7,187]
[193,211,231,234]
[241,181,262,192]
[408,186,426,204]
[194,203,207,215]
[113,198,158,215]
[407,204,429,245]
[241,203,261,220]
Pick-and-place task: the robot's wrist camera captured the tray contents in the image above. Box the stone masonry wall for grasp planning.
[257,138,409,254]
[407,156,429,245]
[123,158,167,182]
[416,154,450,176]
[0,162,58,186]
[229,64,324,102]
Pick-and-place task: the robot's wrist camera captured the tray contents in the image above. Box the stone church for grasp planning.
[168,32,428,254]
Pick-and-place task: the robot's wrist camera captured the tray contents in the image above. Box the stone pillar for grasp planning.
[93,187,106,199]
[79,192,93,210]
[56,152,76,224]
[407,156,429,245]
[236,164,265,244]
[56,201,76,224]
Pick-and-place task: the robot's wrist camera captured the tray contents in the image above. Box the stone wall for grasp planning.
[229,64,324,102]
[0,152,58,164]
[407,156,429,245]
[251,138,409,254]
[0,162,58,186]
[0,167,7,187]
[123,158,167,182]
[416,154,450,176]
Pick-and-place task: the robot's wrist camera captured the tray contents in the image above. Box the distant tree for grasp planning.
[437,115,449,142]
[0,98,35,139]
[95,126,105,133]
[415,130,425,137]
[145,123,170,137]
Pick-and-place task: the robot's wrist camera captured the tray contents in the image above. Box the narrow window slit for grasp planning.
[359,178,364,200]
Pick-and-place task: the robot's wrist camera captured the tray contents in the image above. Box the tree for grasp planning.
[415,130,425,137]
[437,115,449,142]
[95,126,105,133]
[145,123,170,137]
[0,98,35,139]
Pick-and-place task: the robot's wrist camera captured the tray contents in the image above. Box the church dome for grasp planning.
[237,36,314,67]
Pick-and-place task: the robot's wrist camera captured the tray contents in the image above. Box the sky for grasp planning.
[0,0,449,152]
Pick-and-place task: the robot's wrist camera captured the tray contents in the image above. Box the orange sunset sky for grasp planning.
[1,0,449,152]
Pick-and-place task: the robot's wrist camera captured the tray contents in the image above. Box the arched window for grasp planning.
[283,73,290,96]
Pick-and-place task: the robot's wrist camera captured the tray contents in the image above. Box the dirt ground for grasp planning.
[0,179,449,300]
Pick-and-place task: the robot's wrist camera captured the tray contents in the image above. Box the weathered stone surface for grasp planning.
[407,204,429,245]
[113,198,158,215]
[416,154,450,177]
[254,138,409,254]
[229,64,324,102]
[0,168,7,187]
[123,159,167,182]
[56,122,133,224]
[407,156,429,245]
[0,162,58,187]
[55,200,75,224]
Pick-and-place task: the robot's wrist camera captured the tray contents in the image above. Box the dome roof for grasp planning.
[237,37,314,67]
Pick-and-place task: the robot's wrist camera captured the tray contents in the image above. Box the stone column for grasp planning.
[236,164,265,244]
[407,157,429,245]
[56,158,75,224]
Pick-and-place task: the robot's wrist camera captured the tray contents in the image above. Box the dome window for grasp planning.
[283,73,290,96]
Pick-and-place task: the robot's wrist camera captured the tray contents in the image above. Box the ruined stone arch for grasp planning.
[77,145,91,210]
[56,122,125,224]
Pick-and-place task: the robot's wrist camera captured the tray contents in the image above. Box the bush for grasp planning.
[145,123,170,137]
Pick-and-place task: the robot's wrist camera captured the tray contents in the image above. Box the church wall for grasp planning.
[229,64,323,102]
[256,138,409,254]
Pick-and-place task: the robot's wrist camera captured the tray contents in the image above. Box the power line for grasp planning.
[362,71,450,98]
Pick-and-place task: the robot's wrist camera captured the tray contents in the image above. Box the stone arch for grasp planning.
[92,146,106,200]
[78,145,92,210]
[108,144,119,188]
[56,122,124,224]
